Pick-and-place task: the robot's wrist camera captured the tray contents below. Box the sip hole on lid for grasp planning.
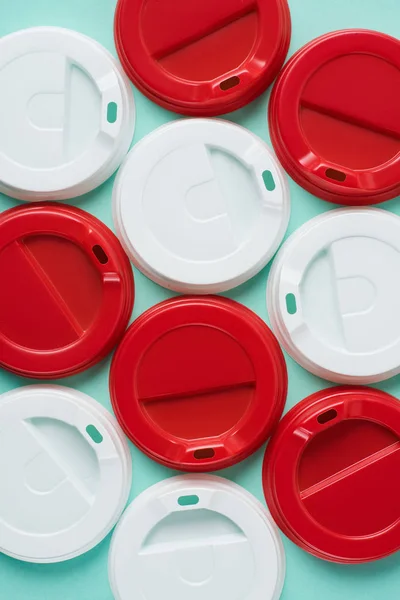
[177,494,200,506]
[107,101,118,123]
[194,448,216,460]
[220,76,241,91]
[86,424,104,443]
[92,244,109,264]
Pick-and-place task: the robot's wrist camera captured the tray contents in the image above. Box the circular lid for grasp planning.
[269,29,400,205]
[0,385,132,563]
[109,474,285,599]
[0,27,135,201]
[114,0,291,116]
[263,386,400,563]
[110,296,287,471]
[267,208,400,384]
[113,119,290,294]
[0,203,134,379]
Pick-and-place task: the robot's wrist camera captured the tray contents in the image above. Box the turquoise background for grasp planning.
[0,0,399,598]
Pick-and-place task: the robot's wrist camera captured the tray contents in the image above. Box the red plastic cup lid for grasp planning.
[110,296,287,471]
[0,203,134,379]
[115,0,291,116]
[269,30,400,205]
[263,386,400,563]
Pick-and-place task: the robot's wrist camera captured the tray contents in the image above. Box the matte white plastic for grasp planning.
[0,27,135,201]
[113,119,290,293]
[0,385,132,563]
[109,475,285,600]
[267,208,400,383]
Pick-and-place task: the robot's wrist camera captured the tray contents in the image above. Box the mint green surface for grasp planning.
[0,0,399,598]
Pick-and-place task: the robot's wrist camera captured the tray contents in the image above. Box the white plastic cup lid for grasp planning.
[109,474,285,600]
[113,119,290,294]
[267,208,400,384]
[0,27,135,201]
[0,385,132,563]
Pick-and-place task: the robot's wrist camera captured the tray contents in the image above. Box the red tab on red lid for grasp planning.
[115,0,291,116]
[269,30,400,204]
[0,203,134,379]
[110,296,287,471]
[263,386,400,563]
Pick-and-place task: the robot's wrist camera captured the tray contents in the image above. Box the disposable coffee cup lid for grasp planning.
[110,296,287,471]
[113,118,290,293]
[269,30,400,205]
[267,208,400,384]
[0,385,132,563]
[0,27,135,201]
[109,475,285,599]
[0,203,134,379]
[115,0,291,116]
[263,386,400,563]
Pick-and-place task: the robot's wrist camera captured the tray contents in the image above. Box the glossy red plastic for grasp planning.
[110,296,287,471]
[115,0,291,116]
[263,387,400,563]
[269,30,400,205]
[0,203,134,379]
